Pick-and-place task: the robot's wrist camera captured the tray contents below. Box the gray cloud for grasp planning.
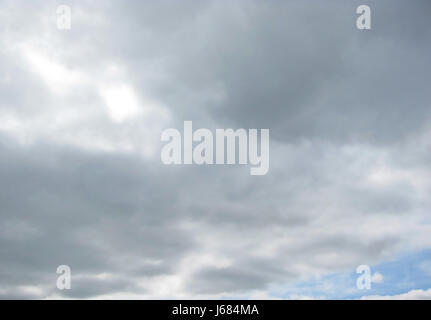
[0,0,430,299]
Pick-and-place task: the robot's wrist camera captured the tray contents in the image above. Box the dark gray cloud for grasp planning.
[91,0,431,143]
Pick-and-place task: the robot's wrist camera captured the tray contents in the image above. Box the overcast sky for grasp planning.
[0,0,431,299]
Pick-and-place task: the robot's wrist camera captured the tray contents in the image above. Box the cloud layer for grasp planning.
[0,0,430,299]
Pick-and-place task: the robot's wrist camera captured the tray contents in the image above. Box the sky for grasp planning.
[0,0,430,299]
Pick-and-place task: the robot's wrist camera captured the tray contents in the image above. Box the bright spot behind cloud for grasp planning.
[99,84,142,123]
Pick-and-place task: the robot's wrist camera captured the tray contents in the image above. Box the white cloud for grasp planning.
[361,288,431,300]
[371,272,384,284]
[20,43,85,95]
